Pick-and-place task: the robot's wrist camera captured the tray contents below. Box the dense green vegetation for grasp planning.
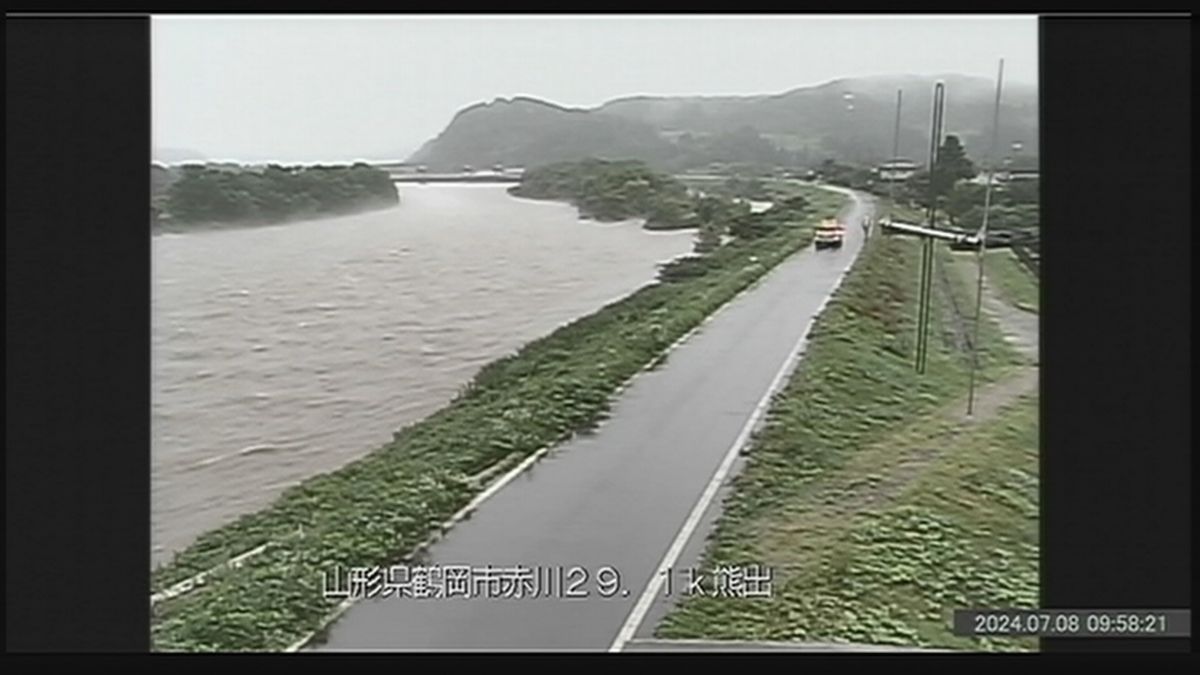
[982,249,1040,313]
[888,135,1039,253]
[958,193,1039,234]
[158,163,399,227]
[407,97,681,172]
[509,159,700,229]
[664,126,792,172]
[511,160,821,258]
[816,159,878,191]
[896,135,977,214]
[723,175,770,200]
[151,185,847,652]
[655,233,1036,650]
[938,181,1039,235]
[689,174,773,202]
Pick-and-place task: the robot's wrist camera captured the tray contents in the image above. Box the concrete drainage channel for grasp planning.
[151,538,290,606]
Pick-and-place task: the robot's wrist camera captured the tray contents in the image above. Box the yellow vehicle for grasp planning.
[814,218,845,250]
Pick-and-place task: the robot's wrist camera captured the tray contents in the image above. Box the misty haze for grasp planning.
[150,15,1041,653]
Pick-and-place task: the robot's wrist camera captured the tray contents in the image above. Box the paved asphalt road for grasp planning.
[313,188,874,651]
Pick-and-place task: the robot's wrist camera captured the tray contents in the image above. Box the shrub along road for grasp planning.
[309,188,874,650]
[151,181,851,651]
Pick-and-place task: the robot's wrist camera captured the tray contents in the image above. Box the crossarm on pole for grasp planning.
[879,218,980,245]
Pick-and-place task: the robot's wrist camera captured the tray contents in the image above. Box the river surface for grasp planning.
[151,183,693,567]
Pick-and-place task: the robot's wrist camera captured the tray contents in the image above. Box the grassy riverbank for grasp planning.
[982,249,1039,313]
[151,185,846,651]
[654,233,1037,651]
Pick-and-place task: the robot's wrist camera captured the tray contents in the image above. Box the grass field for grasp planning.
[654,232,1039,651]
[982,249,1040,313]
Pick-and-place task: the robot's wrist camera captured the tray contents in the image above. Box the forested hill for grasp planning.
[409,97,679,173]
[409,74,1038,173]
[153,163,399,229]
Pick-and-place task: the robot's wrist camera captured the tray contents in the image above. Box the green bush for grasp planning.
[150,186,844,651]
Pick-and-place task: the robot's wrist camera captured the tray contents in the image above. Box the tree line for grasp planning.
[509,158,700,229]
[156,163,399,227]
[816,135,1039,233]
[510,158,814,260]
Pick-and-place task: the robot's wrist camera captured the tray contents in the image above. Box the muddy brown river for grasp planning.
[151,183,692,567]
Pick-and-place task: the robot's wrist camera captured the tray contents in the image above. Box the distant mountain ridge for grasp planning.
[409,96,679,171]
[409,74,1038,172]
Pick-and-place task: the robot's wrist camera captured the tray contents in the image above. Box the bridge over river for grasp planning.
[370,161,524,183]
[386,171,522,183]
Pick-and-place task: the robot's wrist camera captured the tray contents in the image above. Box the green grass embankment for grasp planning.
[655,232,1037,651]
[982,249,1039,313]
[151,186,846,651]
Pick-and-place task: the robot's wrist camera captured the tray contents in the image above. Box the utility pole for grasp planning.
[914,82,946,374]
[888,89,903,221]
[967,59,1005,416]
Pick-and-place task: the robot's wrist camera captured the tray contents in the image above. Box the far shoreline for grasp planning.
[151,199,401,236]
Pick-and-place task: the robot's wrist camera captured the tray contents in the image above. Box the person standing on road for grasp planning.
[861,215,871,238]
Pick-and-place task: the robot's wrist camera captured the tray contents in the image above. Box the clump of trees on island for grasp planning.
[510,158,814,262]
[155,163,399,227]
[509,158,699,229]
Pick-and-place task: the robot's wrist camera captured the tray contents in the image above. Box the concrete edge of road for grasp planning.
[150,543,272,606]
[609,188,867,652]
[277,184,857,653]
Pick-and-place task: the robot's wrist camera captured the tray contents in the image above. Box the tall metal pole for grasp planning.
[928,84,947,373]
[916,82,945,374]
[888,89,903,221]
[917,85,945,374]
[915,88,935,373]
[967,59,1005,415]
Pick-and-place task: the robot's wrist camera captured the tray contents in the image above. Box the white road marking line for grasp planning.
[285,212,806,651]
[288,185,859,653]
[609,190,866,652]
[150,539,278,606]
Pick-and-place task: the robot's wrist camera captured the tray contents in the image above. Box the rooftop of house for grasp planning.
[878,158,920,168]
[1003,155,1040,172]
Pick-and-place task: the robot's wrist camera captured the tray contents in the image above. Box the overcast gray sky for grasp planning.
[152,15,1037,163]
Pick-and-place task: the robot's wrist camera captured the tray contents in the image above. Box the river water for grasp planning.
[151,183,693,567]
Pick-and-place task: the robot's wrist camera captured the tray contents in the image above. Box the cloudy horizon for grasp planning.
[152,15,1038,163]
